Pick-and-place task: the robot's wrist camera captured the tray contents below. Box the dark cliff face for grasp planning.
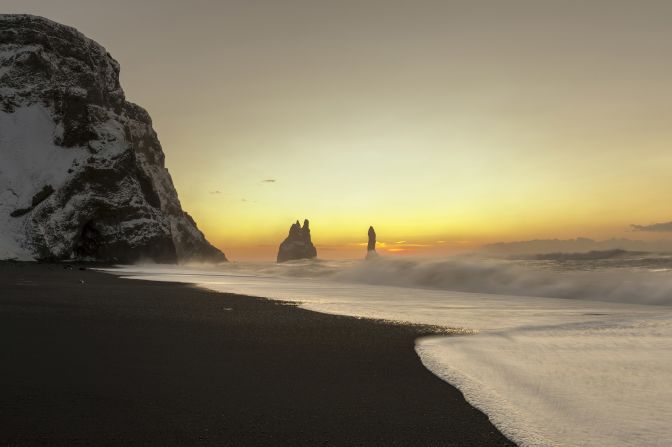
[277,219,317,263]
[0,14,226,263]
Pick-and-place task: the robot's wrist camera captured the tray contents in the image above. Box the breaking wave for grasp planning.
[216,254,672,306]
[336,256,672,305]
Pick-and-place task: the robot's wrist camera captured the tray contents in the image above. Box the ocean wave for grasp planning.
[335,256,672,305]
[217,256,672,306]
[519,248,643,260]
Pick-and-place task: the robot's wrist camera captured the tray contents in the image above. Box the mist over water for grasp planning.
[105,251,672,447]
[338,256,672,306]
[213,252,672,306]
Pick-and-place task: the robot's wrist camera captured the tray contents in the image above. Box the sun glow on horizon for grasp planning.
[10,0,672,261]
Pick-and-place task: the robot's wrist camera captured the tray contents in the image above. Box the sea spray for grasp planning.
[197,254,672,306]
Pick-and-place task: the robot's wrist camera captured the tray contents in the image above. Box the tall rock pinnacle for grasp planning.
[366,226,378,259]
[277,219,317,262]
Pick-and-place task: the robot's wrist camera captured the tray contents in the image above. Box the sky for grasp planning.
[5,1,672,259]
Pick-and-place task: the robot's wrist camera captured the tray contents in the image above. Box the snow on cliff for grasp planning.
[0,14,226,262]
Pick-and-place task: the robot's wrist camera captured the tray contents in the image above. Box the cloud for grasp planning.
[631,221,672,232]
[261,179,276,183]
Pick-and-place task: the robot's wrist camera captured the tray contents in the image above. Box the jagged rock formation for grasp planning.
[0,14,225,263]
[277,219,317,263]
[366,226,378,259]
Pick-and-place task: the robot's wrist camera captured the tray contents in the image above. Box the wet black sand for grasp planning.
[0,262,514,446]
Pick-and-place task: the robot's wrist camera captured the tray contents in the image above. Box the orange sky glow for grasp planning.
[8,1,672,260]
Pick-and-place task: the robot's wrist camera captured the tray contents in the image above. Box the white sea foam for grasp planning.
[102,255,672,447]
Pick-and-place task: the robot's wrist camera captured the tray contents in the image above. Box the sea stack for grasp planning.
[366,226,378,259]
[277,219,317,262]
[0,15,225,263]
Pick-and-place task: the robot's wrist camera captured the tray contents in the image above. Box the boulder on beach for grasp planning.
[277,219,317,263]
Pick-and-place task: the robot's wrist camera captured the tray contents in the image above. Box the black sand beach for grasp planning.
[0,262,514,446]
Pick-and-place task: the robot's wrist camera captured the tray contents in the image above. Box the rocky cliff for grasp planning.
[0,14,226,263]
[277,219,317,262]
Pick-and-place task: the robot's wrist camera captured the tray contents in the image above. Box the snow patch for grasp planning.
[0,104,85,259]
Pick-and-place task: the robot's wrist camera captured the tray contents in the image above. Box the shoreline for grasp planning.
[0,262,514,446]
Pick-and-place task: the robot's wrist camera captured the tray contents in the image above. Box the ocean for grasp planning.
[102,252,672,447]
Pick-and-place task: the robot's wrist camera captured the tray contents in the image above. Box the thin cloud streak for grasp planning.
[631,222,672,232]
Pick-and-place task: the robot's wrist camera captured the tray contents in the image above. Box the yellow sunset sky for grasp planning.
[8,1,672,259]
